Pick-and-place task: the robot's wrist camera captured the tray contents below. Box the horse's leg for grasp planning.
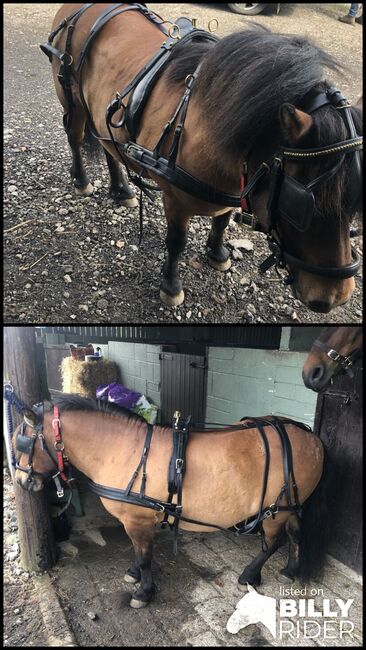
[206,211,232,271]
[123,517,156,608]
[66,107,94,197]
[278,514,300,583]
[160,195,190,306]
[238,517,287,590]
[104,150,138,208]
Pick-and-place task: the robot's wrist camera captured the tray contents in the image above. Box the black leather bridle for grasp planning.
[241,87,362,284]
[15,403,71,497]
[312,338,362,378]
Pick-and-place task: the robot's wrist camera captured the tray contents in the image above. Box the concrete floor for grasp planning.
[48,487,362,647]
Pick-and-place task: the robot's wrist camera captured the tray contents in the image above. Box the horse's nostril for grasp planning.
[311,365,324,382]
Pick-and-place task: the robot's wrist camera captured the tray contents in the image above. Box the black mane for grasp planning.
[167,25,362,219]
[192,26,346,152]
[48,394,146,423]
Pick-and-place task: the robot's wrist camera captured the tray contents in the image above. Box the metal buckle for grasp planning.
[54,441,65,452]
[328,349,341,363]
[176,458,184,470]
[126,143,141,158]
[262,503,279,519]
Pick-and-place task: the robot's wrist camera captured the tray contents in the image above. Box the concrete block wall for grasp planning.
[94,341,161,409]
[206,347,317,427]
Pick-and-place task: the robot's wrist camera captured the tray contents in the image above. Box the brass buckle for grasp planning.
[208,18,219,32]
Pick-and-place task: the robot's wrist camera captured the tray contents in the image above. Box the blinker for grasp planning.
[278,175,315,232]
[16,430,36,455]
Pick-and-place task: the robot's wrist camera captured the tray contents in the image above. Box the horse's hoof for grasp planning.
[159,289,185,306]
[115,196,138,208]
[237,582,249,593]
[277,571,295,584]
[207,256,232,272]
[75,182,94,196]
[130,597,149,609]
[124,573,139,584]
[122,197,139,208]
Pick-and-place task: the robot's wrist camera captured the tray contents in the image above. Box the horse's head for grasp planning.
[302,326,363,391]
[247,92,362,313]
[227,584,277,637]
[14,406,57,492]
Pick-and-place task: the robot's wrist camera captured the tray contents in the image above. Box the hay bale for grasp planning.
[60,358,118,398]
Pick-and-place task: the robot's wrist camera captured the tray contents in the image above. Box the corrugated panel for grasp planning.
[40,326,281,349]
[160,352,207,424]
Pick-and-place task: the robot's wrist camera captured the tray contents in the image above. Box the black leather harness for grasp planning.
[88,413,309,553]
[40,4,362,282]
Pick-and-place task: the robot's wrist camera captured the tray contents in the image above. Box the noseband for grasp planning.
[241,87,362,283]
[312,339,362,378]
[16,404,71,497]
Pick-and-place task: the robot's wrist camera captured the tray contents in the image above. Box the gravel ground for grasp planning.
[4,3,363,324]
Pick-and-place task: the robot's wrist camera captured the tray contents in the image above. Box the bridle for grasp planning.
[15,404,72,497]
[312,339,362,378]
[241,86,363,284]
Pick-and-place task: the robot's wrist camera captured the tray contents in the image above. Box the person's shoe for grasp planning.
[355,14,363,25]
[338,15,356,25]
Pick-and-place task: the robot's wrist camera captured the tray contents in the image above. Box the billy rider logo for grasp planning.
[226,584,354,640]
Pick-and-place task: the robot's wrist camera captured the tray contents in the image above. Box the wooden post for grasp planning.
[3,326,56,571]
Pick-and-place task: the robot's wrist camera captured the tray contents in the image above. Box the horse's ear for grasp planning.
[280,103,313,144]
[23,408,37,427]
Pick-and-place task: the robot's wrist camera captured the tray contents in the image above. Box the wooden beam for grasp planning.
[3,326,56,571]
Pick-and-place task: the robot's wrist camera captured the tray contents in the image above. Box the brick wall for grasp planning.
[91,341,317,428]
[92,341,161,409]
[205,347,317,427]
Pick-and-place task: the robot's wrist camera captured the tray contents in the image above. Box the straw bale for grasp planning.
[60,357,118,398]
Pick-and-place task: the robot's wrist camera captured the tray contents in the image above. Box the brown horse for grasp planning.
[42,4,363,313]
[303,326,363,391]
[14,396,326,608]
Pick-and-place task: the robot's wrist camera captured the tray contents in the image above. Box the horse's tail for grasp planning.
[298,444,332,581]
[82,122,101,159]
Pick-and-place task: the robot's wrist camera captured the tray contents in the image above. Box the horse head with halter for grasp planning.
[302,326,363,391]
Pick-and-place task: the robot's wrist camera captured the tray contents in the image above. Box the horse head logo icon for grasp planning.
[227,584,277,638]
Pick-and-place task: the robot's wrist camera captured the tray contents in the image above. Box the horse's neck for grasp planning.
[181,99,243,193]
[46,411,132,480]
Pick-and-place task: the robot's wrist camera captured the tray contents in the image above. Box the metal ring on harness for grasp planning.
[168,23,181,39]
[61,52,73,66]
[208,18,219,32]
